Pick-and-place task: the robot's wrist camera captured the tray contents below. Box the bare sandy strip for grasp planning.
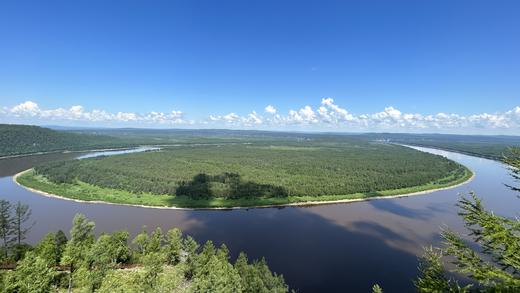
[12,168,475,211]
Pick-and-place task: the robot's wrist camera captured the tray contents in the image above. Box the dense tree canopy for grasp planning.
[33,143,469,200]
[0,124,140,157]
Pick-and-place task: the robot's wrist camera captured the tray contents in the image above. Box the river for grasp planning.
[0,146,517,292]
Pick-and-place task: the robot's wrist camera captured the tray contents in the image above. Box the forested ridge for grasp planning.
[0,204,289,292]
[4,123,518,161]
[363,133,520,160]
[33,143,469,200]
[0,124,139,157]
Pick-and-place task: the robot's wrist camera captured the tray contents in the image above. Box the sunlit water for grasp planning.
[0,146,517,292]
[75,146,161,159]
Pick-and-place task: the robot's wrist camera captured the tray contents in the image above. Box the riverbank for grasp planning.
[14,166,474,210]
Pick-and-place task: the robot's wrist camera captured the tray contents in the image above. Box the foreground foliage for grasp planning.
[0,200,33,262]
[0,213,289,293]
[415,147,520,292]
[27,143,471,207]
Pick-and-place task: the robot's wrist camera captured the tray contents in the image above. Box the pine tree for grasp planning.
[12,202,33,245]
[61,214,95,293]
[6,251,56,293]
[0,200,13,259]
[163,228,182,265]
[182,235,199,279]
[415,147,520,292]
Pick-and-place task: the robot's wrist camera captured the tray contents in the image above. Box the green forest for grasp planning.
[0,204,289,293]
[0,124,140,157]
[18,143,472,208]
[363,133,520,160]
[3,123,518,162]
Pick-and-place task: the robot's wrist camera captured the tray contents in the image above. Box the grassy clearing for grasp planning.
[16,167,473,209]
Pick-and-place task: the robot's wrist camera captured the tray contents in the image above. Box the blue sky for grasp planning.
[1,0,519,134]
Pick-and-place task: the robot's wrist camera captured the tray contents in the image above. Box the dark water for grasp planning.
[0,147,518,292]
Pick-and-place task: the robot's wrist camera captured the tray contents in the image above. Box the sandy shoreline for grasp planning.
[12,168,475,211]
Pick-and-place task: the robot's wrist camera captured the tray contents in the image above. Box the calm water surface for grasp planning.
[75,146,161,159]
[0,147,518,292]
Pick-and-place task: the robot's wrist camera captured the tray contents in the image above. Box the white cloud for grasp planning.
[265,105,277,114]
[320,98,354,121]
[3,100,188,125]
[284,106,318,124]
[247,111,263,125]
[2,99,520,134]
[10,101,40,116]
[205,99,520,134]
[223,113,240,122]
[208,111,263,126]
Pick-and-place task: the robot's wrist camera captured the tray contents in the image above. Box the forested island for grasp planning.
[0,202,288,292]
[16,143,472,209]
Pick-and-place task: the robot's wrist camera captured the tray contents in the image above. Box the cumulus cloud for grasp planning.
[264,105,277,114]
[11,101,40,116]
[206,99,520,134]
[2,99,520,133]
[319,98,354,122]
[3,100,189,125]
[209,111,263,126]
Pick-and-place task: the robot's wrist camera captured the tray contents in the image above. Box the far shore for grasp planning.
[0,142,254,160]
[13,168,475,211]
[0,147,136,160]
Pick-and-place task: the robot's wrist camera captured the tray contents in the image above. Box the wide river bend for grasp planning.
[0,146,517,292]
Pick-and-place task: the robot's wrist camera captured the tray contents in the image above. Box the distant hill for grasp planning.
[0,124,138,157]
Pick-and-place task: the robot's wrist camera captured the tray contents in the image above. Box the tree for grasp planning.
[61,213,95,292]
[235,252,268,293]
[234,252,288,293]
[12,202,33,246]
[55,230,68,248]
[182,235,199,279]
[139,252,165,292]
[147,227,163,254]
[35,232,60,265]
[250,257,288,293]
[415,147,520,292]
[0,200,13,259]
[195,240,216,276]
[415,247,467,292]
[5,251,56,293]
[108,230,131,264]
[504,147,520,193]
[192,254,243,292]
[83,233,126,291]
[163,228,182,265]
[34,230,68,266]
[132,227,149,258]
